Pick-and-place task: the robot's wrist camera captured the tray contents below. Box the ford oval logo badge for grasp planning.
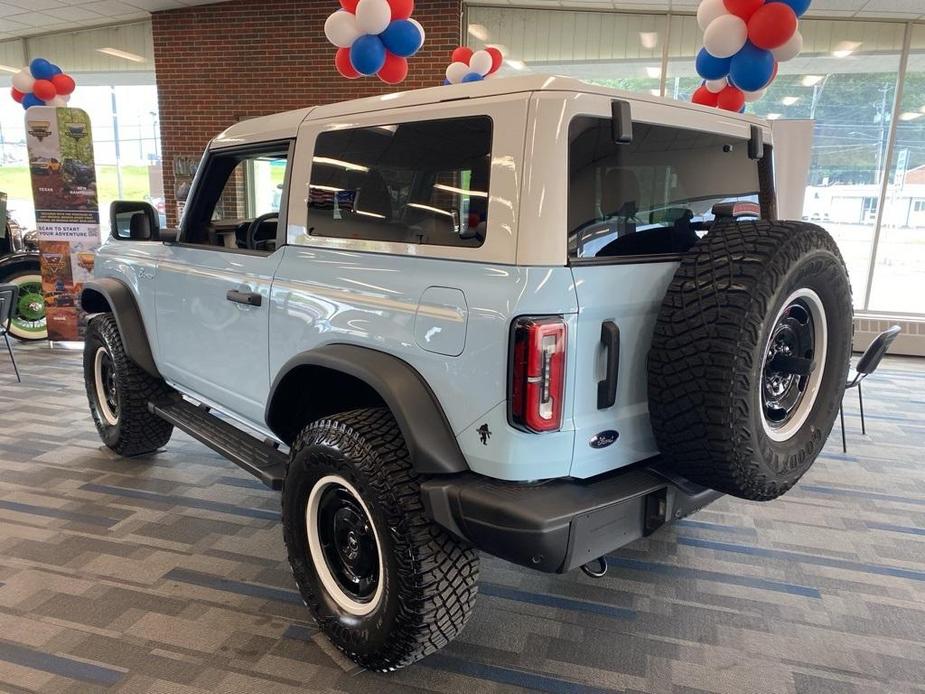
[590,430,619,449]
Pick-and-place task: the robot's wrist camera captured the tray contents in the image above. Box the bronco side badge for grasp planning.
[590,430,619,449]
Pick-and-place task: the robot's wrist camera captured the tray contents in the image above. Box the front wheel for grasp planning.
[282,408,479,671]
[2,270,46,341]
[83,313,174,456]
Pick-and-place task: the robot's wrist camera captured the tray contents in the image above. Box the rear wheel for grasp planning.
[648,220,853,501]
[2,270,46,341]
[282,407,479,671]
[83,313,174,456]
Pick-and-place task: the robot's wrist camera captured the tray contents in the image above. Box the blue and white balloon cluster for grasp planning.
[692,0,810,112]
[324,0,425,84]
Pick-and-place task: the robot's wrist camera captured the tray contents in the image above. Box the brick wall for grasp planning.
[152,0,462,226]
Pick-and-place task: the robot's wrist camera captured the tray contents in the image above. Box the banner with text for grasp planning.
[25,107,99,342]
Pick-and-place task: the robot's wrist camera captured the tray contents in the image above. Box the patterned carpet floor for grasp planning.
[0,343,923,693]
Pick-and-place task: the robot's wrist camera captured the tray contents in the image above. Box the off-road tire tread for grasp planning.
[648,220,852,501]
[282,407,479,672]
[84,313,174,456]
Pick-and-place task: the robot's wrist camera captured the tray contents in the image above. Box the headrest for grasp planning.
[602,168,641,219]
[355,170,392,219]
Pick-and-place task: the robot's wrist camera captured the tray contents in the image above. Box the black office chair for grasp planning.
[0,282,21,383]
[839,325,901,452]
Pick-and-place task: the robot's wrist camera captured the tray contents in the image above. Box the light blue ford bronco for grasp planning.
[81,76,852,671]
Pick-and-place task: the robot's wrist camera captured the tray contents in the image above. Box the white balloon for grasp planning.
[12,68,34,93]
[446,61,469,84]
[705,77,727,93]
[743,87,766,103]
[324,10,362,48]
[469,49,493,76]
[48,96,69,107]
[771,29,803,62]
[355,0,391,36]
[408,18,425,50]
[697,0,728,31]
[703,14,747,59]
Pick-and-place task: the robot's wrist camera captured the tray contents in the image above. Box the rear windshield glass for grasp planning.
[301,116,492,248]
[568,117,761,260]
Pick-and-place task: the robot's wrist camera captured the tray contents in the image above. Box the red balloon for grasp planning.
[485,46,503,74]
[32,79,56,101]
[339,0,360,11]
[748,3,798,50]
[451,46,473,64]
[692,85,719,107]
[51,73,76,95]
[717,85,746,111]
[11,88,24,103]
[335,47,360,79]
[723,0,764,20]
[378,52,408,84]
[387,0,414,20]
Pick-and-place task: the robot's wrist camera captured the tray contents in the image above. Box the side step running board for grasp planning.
[149,397,287,490]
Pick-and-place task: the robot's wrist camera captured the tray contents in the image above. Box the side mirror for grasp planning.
[110,200,160,241]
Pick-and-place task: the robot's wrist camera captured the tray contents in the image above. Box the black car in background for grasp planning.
[0,216,47,341]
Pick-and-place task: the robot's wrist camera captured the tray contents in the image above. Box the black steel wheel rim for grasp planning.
[317,484,379,602]
[99,350,119,419]
[761,299,816,429]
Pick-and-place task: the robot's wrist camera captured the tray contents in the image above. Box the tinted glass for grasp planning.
[569,118,761,259]
[303,117,492,248]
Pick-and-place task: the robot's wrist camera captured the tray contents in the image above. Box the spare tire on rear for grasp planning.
[648,220,852,501]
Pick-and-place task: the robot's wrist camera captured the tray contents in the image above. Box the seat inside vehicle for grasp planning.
[568,119,761,260]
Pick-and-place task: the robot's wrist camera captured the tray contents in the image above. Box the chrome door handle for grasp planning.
[226,289,262,307]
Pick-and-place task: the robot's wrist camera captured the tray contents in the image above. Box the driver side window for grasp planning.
[182,143,289,253]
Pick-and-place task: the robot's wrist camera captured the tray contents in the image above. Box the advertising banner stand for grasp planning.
[24,107,100,345]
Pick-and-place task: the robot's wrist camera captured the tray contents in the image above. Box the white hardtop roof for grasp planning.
[213,74,768,147]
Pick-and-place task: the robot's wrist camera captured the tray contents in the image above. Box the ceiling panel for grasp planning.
[0,0,232,39]
[468,0,925,21]
[0,0,923,43]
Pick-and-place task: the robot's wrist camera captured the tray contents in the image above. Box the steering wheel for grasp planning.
[246,212,279,251]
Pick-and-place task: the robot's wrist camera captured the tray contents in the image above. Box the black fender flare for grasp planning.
[266,344,468,475]
[80,278,161,378]
[0,251,41,278]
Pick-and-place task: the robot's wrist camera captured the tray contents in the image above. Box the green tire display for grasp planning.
[3,270,47,342]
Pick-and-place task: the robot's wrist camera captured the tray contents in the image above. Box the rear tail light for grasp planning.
[510,316,566,432]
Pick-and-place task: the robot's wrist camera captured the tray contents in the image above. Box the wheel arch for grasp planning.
[79,278,161,378]
[0,252,40,280]
[266,345,468,475]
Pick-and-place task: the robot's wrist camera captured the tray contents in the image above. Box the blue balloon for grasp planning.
[349,34,387,76]
[695,48,730,81]
[729,42,775,93]
[461,72,483,83]
[22,93,45,109]
[768,0,811,17]
[442,79,451,85]
[49,63,62,76]
[380,20,422,58]
[29,58,55,80]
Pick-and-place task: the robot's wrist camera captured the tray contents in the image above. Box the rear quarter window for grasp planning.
[300,116,492,249]
[568,117,761,260]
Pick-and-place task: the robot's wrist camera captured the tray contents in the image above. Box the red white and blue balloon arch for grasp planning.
[692,0,810,112]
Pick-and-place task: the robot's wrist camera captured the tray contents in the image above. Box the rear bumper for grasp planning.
[421,462,721,573]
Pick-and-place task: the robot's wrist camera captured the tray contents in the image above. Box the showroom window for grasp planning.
[568,118,760,259]
[0,22,163,231]
[305,117,492,248]
[467,7,924,317]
